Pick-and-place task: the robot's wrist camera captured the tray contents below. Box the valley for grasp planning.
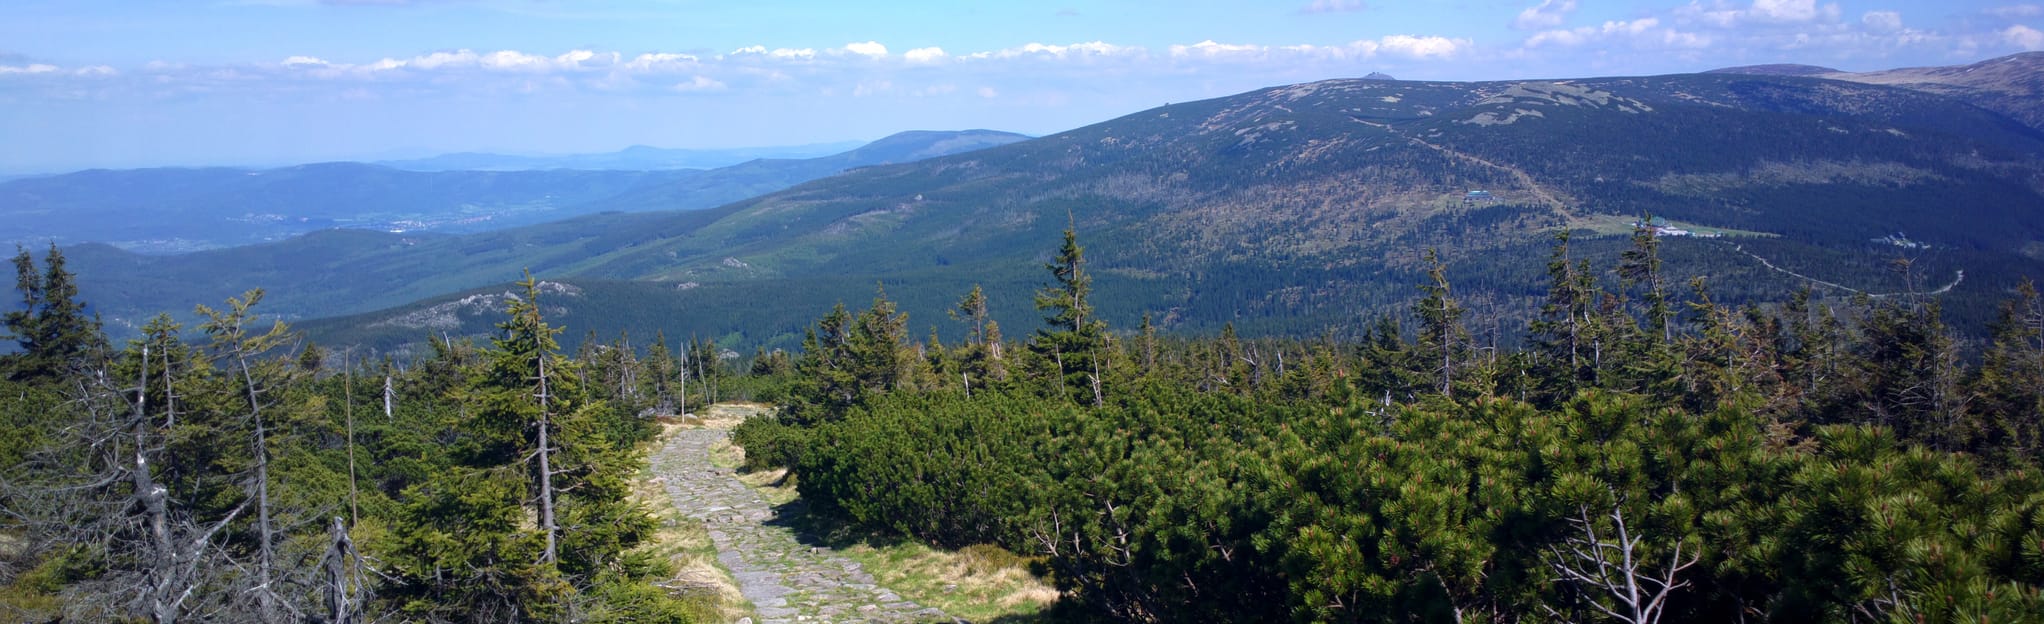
[0,130,1027,251]
[25,55,2042,356]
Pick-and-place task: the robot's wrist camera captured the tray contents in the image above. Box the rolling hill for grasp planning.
[59,58,2044,353]
[1,130,1028,251]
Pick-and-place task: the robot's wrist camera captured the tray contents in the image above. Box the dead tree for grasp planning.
[197,290,300,623]
[1545,502,1698,624]
[533,354,559,564]
[0,348,249,623]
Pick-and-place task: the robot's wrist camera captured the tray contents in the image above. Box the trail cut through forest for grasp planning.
[649,404,956,624]
[1728,242,1965,297]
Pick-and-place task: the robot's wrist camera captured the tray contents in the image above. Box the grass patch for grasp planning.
[761,489,1061,622]
[633,437,750,622]
[715,437,801,506]
[708,436,743,470]
[1571,213,1777,238]
[836,541,1061,623]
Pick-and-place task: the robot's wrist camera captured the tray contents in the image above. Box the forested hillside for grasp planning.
[6,215,2044,622]
[0,248,732,622]
[729,226,2044,622]
[53,62,2044,354]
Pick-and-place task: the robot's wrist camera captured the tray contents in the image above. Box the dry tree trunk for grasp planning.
[535,354,559,565]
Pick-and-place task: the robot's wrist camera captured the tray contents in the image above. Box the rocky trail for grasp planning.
[649,412,955,624]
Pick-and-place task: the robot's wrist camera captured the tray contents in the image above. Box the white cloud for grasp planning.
[977,86,998,98]
[1678,0,1837,28]
[1750,0,1819,22]
[1378,34,1468,58]
[1861,10,1903,33]
[1169,40,1267,58]
[840,41,889,58]
[672,75,726,92]
[74,65,117,77]
[1514,0,1577,30]
[0,63,59,75]
[1987,4,2043,18]
[282,55,330,67]
[1526,18,1710,50]
[407,50,480,69]
[479,50,551,70]
[731,45,817,60]
[556,49,611,67]
[625,53,699,71]
[1301,0,1367,13]
[904,47,947,63]
[2007,24,2044,50]
[963,41,1139,60]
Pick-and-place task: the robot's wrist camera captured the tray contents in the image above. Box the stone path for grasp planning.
[651,425,953,624]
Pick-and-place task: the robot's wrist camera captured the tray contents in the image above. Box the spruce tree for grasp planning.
[1030,227,1108,404]
[1413,248,1467,398]
[3,244,107,382]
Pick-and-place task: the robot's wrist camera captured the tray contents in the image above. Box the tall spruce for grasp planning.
[1970,279,2044,464]
[1031,226,1108,404]
[1414,248,1468,398]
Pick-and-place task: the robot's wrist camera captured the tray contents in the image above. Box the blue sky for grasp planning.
[2,0,2040,171]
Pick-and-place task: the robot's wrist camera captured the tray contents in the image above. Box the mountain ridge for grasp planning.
[1714,52,2044,132]
[1,130,1029,251]
[53,58,2044,350]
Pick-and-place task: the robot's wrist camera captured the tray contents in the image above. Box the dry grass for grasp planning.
[654,401,776,432]
[697,402,775,429]
[713,438,800,506]
[837,541,1061,622]
[633,439,750,622]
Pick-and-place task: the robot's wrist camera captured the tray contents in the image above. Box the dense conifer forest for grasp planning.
[4,219,2043,622]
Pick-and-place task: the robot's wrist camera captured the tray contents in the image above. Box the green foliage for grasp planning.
[725,229,2044,623]
[1030,227,1109,405]
[3,244,106,382]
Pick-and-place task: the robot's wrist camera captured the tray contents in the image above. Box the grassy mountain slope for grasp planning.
[61,71,2044,350]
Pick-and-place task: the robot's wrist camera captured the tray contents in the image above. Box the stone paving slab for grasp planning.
[651,427,956,624]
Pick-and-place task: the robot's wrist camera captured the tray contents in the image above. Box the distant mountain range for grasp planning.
[51,54,2044,353]
[0,130,1028,251]
[1715,52,2044,132]
[372,141,866,172]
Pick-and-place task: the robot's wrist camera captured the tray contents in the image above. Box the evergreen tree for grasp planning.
[1413,248,1468,398]
[195,289,302,623]
[1969,279,2044,465]
[1619,218,1672,344]
[1030,227,1108,404]
[848,286,912,395]
[2,244,107,382]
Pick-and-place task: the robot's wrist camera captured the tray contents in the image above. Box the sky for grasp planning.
[2,0,2041,172]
